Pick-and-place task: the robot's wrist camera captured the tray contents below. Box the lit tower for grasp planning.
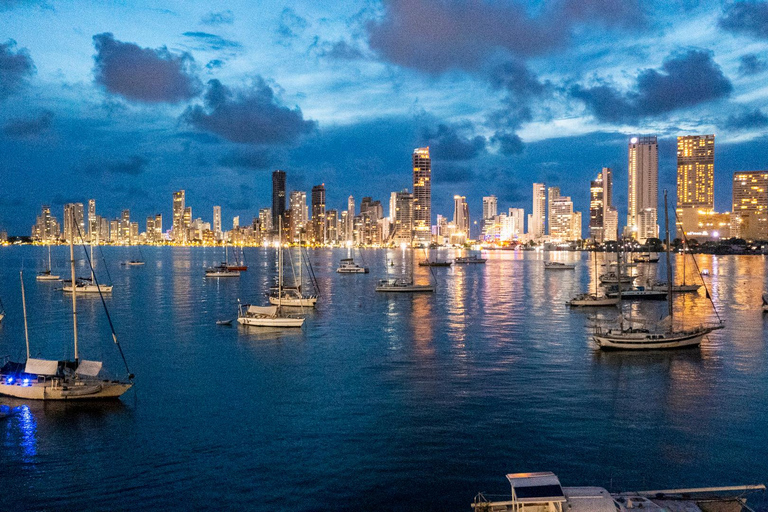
[272,170,286,230]
[627,135,658,242]
[412,147,431,245]
[677,135,714,235]
[172,190,185,242]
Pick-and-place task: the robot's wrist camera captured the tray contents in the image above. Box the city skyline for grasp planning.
[1,2,767,236]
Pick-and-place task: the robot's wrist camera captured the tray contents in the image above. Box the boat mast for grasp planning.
[278,217,283,309]
[47,244,52,273]
[70,218,79,361]
[664,190,673,328]
[20,271,30,359]
[90,243,94,283]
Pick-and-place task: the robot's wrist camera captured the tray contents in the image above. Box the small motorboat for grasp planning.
[455,255,487,264]
[544,261,575,270]
[418,260,452,267]
[336,258,369,273]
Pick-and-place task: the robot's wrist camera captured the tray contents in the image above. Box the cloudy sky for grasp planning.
[1,0,767,235]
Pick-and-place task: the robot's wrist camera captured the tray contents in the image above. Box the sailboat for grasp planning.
[418,248,452,267]
[237,219,305,327]
[0,234,133,399]
[37,245,60,281]
[226,245,248,272]
[376,230,435,292]
[593,191,723,350]
[646,240,701,293]
[567,251,619,307]
[205,245,240,277]
[269,246,317,307]
[121,245,145,266]
[62,244,113,293]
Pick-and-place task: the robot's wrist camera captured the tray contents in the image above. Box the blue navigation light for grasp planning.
[23,378,30,386]
[7,377,13,384]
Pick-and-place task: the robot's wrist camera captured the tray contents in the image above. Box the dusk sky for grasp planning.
[1,0,767,235]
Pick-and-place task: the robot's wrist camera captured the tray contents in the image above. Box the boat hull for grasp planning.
[36,274,60,281]
[0,379,132,400]
[205,272,240,277]
[567,296,620,307]
[268,296,317,307]
[337,267,369,273]
[375,284,435,292]
[62,284,113,293]
[237,316,304,327]
[594,330,708,350]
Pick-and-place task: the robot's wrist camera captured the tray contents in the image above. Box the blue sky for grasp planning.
[1,0,767,235]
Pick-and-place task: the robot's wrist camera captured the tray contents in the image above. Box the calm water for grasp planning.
[1,246,767,511]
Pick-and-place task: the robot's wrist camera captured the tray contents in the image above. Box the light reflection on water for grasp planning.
[0,247,767,511]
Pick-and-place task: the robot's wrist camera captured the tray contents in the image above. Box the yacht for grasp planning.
[567,293,619,307]
[544,261,575,270]
[606,286,667,300]
[205,264,240,278]
[598,271,634,284]
[236,304,304,328]
[455,255,487,264]
[418,259,452,267]
[375,278,435,292]
[62,244,113,293]
[472,471,763,512]
[337,258,369,273]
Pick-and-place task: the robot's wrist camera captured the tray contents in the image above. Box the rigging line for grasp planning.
[74,220,133,378]
[98,244,113,284]
[673,209,722,324]
[303,247,320,296]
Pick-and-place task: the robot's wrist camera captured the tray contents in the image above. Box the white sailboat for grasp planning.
[36,245,60,281]
[0,235,133,400]
[269,247,317,307]
[376,231,434,292]
[62,244,113,293]
[593,191,723,350]
[237,219,305,327]
[121,245,145,266]
[567,251,619,307]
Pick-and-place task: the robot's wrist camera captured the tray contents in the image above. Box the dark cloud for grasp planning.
[726,109,768,130]
[420,124,485,161]
[719,1,768,39]
[738,53,768,75]
[183,78,317,145]
[92,33,201,103]
[219,150,273,169]
[571,49,732,123]
[489,60,548,98]
[3,109,52,138]
[206,59,224,70]
[367,0,645,72]
[201,10,234,25]
[82,155,149,176]
[492,132,525,156]
[433,163,474,183]
[0,39,35,100]
[317,40,364,60]
[182,32,242,51]
[277,8,308,44]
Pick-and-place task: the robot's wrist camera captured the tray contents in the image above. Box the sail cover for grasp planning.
[75,360,103,377]
[247,305,277,316]
[25,358,59,376]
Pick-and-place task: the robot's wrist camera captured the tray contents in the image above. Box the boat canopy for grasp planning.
[24,358,59,376]
[247,305,278,316]
[75,360,103,377]
[506,472,566,503]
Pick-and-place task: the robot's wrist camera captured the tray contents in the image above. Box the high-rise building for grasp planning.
[589,168,613,242]
[392,190,413,245]
[272,170,286,229]
[326,209,338,243]
[172,190,185,242]
[627,135,659,243]
[482,196,497,237]
[453,195,470,239]
[549,196,574,241]
[389,192,398,223]
[121,209,131,244]
[213,206,222,240]
[677,135,715,236]
[547,187,560,235]
[32,205,60,243]
[154,214,162,243]
[529,183,546,239]
[604,207,619,242]
[63,203,85,243]
[347,196,355,243]
[289,191,308,242]
[88,199,96,242]
[259,208,272,236]
[311,184,326,244]
[412,147,431,245]
[732,171,768,239]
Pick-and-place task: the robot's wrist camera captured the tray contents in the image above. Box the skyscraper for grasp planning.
[311,184,326,244]
[589,168,612,242]
[482,196,497,237]
[529,183,546,239]
[172,190,185,242]
[677,135,715,235]
[392,189,413,245]
[547,187,560,235]
[732,171,768,239]
[289,190,308,242]
[88,199,96,242]
[63,203,84,243]
[412,147,431,245]
[549,196,574,241]
[272,170,286,229]
[213,206,222,240]
[627,135,658,243]
[453,195,470,238]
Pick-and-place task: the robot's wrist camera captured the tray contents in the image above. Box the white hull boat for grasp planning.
[205,265,240,278]
[63,283,113,293]
[269,293,318,307]
[375,278,434,292]
[544,262,575,270]
[336,258,369,273]
[455,255,487,264]
[648,281,701,293]
[567,294,620,307]
[237,304,304,328]
[599,272,634,284]
[593,326,715,350]
[36,271,60,281]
